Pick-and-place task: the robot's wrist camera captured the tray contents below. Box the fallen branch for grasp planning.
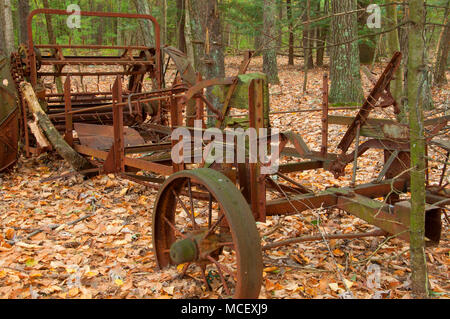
[7,213,94,246]
[20,82,93,172]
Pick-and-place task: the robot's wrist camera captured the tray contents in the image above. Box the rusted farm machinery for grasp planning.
[1,9,449,299]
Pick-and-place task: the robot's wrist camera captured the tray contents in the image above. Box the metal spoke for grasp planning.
[163,216,187,239]
[204,213,225,239]
[187,179,198,230]
[172,189,198,230]
[206,255,231,295]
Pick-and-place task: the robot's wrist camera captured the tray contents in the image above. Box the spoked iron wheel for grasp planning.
[153,168,263,299]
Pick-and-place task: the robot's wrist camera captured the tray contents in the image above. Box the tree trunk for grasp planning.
[263,0,280,84]
[329,0,363,104]
[316,0,329,67]
[286,0,294,65]
[176,0,187,53]
[132,0,155,47]
[18,0,30,45]
[188,0,225,126]
[386,0,406,122]
[302,0,314,70]
[434,19,449,86]
[20,82,93,172]
[0,0,6,55]
[407,0,429,299]
[3,0,15,55]
[42,0,63,94]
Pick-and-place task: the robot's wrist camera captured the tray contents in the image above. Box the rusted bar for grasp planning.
[321,73,329,156]
[248,79,266,222]
[262,229,387,251]
[113,77,124,173]
[27,9,162,88]
[63,77,73,146]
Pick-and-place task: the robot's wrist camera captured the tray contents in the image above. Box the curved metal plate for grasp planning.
[0,56,19,172]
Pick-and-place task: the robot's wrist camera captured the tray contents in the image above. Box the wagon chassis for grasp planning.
[3,9,449,299]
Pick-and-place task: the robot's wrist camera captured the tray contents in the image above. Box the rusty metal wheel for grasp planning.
[152,168,263,298]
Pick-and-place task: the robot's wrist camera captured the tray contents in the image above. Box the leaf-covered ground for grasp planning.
[0,56,448,299]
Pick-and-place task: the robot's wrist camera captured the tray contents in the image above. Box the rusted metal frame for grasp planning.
[215,51,253,129]
[103,77,125,173]
[27,9,162,90]
[0,110,19,171]
[198,94,223,121]
[183,77,235,102]
[338,196,442,245]
[49,90,183,119]
[281,132,313,158]
[439,151,449,187]
[265,177,309,195]
[63,77,73,146]
[331,138,410,178]
[124,142,172,154]
[38,71,148,77]
[248,79,266,222]
[35,44,150,50]
[321,73,329,156]
[278,161,323,174]
[266,179,407,216]
[337,52,402,153]
[74,144,173,176]
[376,150,400,183]
[170,95,185,173]
[350,124,361,187]
[275,172,313,194]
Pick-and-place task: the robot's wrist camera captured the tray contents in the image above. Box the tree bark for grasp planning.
[0,0,6,55]
[176,0,187,53]
[42,0,63,94]
[18,0,30,45]
[407,0,429,299]
[187,0,225,125]
[263,0,280,84]
[386,0,406,122]
[329,0,363,104]
[3,0,15,55]
[302,0,314,70]
[434,18,449,86]
[316,0,329,67]
[286,0,294,65]
[132,0,155,47]
[20,82,93,172]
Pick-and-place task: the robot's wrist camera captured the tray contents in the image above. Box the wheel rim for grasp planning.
[152,168,262,299]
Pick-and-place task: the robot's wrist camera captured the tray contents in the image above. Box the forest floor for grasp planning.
[0,55,448,299]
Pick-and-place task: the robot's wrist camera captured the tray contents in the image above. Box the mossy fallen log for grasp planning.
[20,81,94,172]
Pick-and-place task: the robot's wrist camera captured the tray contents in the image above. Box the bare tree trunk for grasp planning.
[407,0,429,299]
[329,0,363,104]
[18,0,30,45]
[184,0,195,66]
[302,0,313,70]
[316,0,329,67]
[3,0,15,55]
[188,0,225,125]
[303,0,311,92]
[0,0,6,55]
[263,0,280,84]
[386,0,406,122]
[132,0,155,47]
[434,8,449,86]
[287,0,294,65]
[176,0,187,53]
[42,0,63,94]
